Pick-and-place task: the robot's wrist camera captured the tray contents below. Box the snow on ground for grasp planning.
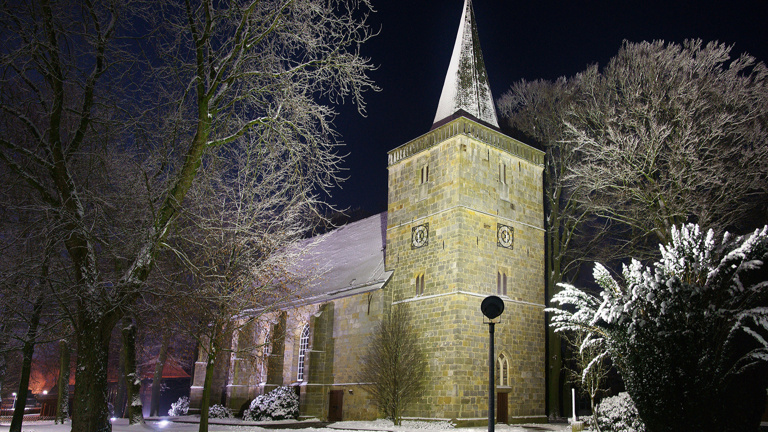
[0,417,569,432]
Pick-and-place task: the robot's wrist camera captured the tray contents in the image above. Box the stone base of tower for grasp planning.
[391,292,545,425]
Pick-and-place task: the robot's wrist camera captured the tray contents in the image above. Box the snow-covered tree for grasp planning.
[548,224,768,432]
[0,1,376,431]
[564,40,768,258]
[560,330,611,431]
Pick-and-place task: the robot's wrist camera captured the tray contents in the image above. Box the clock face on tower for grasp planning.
[497,224,514,249]
[411,223,429,248]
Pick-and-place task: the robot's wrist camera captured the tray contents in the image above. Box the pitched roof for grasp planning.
[280,212,392,308]
[139,356,191,380]
[433,0,499,129]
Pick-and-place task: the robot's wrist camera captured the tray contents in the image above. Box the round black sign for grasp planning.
[481,295,504,319]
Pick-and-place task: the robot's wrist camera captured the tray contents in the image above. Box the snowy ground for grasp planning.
[0,417,570,432]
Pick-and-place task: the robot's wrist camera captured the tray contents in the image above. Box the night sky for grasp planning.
[329,0,768,215]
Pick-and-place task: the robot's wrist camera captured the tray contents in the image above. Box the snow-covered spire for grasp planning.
[432,0,499,129]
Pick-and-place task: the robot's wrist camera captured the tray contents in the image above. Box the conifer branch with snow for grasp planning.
[547,224,768,432]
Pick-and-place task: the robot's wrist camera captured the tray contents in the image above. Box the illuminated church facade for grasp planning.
[190,0,546,424]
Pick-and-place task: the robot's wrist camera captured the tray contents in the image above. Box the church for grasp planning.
[190,0,546,424]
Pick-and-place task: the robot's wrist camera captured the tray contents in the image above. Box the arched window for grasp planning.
[497,271,507,296]
[497,353,510,387]
[297,324,310,381]
[263,330,271,358]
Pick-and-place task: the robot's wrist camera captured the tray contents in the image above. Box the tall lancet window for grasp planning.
[497,353,510,387]
[297,324,310,381]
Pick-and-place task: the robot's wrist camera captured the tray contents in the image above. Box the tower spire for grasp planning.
[432,0,499,129]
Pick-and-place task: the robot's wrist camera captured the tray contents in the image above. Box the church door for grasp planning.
[497,392,508,424]
[328,390,344,421]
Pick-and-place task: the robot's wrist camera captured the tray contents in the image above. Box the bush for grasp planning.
[243,386,299,421]
[208,404,234,419]
[595,393,644,432]
[549,225,768,432]
[168,396,189,416]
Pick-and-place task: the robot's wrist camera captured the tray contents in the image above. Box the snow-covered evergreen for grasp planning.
[548,224,768,432]
[243,386,299,421]
[208,404,234,419]
[168,396,190,417]
[594,392,644,432]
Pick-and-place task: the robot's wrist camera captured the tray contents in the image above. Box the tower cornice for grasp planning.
[388,116,543,167]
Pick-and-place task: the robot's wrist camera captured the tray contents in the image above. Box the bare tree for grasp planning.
[0,1,376,431]
[560,331,611,432]
[499,76,604,417]
[168,129,326,432]
[358,305,428,426]
[564,40,768,257]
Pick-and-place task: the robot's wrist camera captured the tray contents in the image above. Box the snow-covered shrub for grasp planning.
[548,225,768,432]
[168,396,189,416]
[208,404,233,419]
[595,393,644,432]
[243,386,299,421]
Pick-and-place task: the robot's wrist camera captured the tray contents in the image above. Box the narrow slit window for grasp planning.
[416,273,425,295]
[503,273,508,296]
[499,163,507,185]
[497,270,508,295]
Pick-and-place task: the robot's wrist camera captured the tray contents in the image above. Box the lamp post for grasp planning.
[12,392,17,410]
[481,296,504,432]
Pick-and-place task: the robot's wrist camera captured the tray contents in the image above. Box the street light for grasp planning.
[481,296,504,432]
[12,392,17,410]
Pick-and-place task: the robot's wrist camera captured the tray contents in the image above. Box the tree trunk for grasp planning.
[55,339,71,424]
[591,396,601,432]
[546,197,564,419]
[0,318,7,422]
[150,330,171,417]
[9,294,44,432]
[115,319,128,418]
[122,321,144,424]
[71,312,120,432]
[198,345,217,432]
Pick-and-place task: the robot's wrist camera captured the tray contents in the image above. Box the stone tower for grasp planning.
[385,0,546,424]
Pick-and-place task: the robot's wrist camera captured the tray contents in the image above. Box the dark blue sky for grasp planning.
[330,0,768,215]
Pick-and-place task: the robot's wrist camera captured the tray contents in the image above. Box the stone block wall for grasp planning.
[302,291,385,421]
[385,119,545,423]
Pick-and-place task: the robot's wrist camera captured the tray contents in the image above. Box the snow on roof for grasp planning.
[433,0,499,129]
[281,212,391,308]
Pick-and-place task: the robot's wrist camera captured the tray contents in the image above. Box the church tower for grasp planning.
[385,0,546,424]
